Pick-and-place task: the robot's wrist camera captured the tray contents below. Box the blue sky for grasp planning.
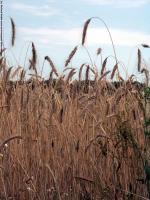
[4,0,150,78]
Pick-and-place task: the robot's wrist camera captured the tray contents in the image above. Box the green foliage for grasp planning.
[144,131,150,137]
[144,119,150,127]
[145,164,150,181]
[144,87,150,98]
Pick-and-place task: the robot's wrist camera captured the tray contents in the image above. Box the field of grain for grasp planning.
[0,17,150,200]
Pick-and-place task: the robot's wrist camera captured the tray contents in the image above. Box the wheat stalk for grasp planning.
[101,57,108,75]
[65,46,78,67]
[85,65,90,82]
[29,42,37,74]
[82,18,91,45]
[137,48,141,72]
[45,56,59,77]
[10,18,16,47]
[111,63,118,79]
[66,68,76,83]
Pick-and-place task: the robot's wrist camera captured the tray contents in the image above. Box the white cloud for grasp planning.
[19,26,150,47]
[84,0,150,7]
[12,3,60,17]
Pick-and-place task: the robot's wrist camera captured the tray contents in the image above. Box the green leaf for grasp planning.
[144,87,150,98]
[145,166,150,181]
[144,131,150,137]
[145,119,150,127]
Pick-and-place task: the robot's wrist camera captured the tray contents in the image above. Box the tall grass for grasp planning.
[0,17,149,200]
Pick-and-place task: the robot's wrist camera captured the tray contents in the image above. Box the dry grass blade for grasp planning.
[118,75,124,81]
[11,66,22,79]
[10,18,16,47]
[29,42,37,72]
[5,67,13,83]
[79,63,86,81]
[63,67,73,73]
[118,188,149,200]
[29,73,42,80]
[137,48,142,72]
[111,63,118,79]
[82,18,91,45]
[20,69,26,81]
[0,136,23,151]
[45,164,61,200]
[65,46,78,67]
[0,48,6,56]
[101,57,108,75]
[75,176,94,184]
[45,56,59,77]
[0,58,5,74]
[0,57,3,65]
[49,70,54,81]
[99,70,110,81]
[90,67,96,75]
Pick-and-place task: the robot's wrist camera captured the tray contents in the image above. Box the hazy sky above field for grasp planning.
[5,0,150,78]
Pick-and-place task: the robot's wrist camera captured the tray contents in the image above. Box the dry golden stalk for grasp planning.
[11,66,22,79]
[0,136,23,151]
[75,176,94,184]
[118,75,124,81]
[20,69,26,81]
[5,67,13,83]
[63,67,74,73]
[99,70,110,80]
[45,164,61,200]
[79,63,86,81]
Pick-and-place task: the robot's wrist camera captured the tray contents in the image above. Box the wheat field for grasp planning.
[0,17,150,200]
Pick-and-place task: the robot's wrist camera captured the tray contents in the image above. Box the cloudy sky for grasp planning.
[4,0,150,77]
